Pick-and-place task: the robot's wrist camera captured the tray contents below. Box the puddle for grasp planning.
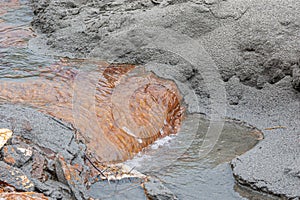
[126,115,266,199]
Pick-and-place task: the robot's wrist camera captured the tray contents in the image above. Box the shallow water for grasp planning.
[125,115,274,200]
[0,1,276,199]
[0,1,184,163]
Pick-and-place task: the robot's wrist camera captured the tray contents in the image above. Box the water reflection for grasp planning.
[125,115,264,199]
[0,0,20,16]
[0,0,35,48]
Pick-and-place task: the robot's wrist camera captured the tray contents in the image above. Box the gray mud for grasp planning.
[14,0,300,199]
[0,104,86,199]
[0,104,154,199]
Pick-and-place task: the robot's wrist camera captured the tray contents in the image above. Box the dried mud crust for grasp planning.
[27,0,300,199]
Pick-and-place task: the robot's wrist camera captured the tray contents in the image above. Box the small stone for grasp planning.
[292,65,300,91]
[31,152,46,181]
[204,0,218,5]
[1,144,33,167]
[0,161,35,192]
[144,178,178,200]
[0,192,48,199]
[0,128,13,150]
[55,155,88,200]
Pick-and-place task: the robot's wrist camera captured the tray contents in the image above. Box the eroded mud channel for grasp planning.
[0,1,287,200]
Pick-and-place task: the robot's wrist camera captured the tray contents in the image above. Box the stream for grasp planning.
[0,1,278,199]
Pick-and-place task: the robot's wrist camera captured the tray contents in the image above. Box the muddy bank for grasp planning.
[0,104,88,199]
[23,0,300,198]
[0,104,178,199]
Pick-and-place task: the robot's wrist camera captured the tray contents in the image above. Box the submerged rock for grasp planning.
[0,63,184,162]
[144,178,178,200]
[88,177,147,200]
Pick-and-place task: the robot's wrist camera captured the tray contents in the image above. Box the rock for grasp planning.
[0,128,13,149]
[292,65,300,91]
[100,163,147,181]
[31,151,46,182]
[226,76,243,105]
[204,0,218,5]
[33,179,72,200]
[0,104,77,163]
[0,104,89,199]
[55,155,88,200]
[144,178,178,200]
[0,192,48,200]
[15,0,300,198]
[0,161,35,192]
[1,144,33,167]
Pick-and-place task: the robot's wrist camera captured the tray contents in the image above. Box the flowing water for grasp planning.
[0,0,184,163]
[0,1,276,199]
[126,116,276,200]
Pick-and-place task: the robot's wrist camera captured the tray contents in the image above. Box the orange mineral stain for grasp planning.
[0,1,184,163]
[0,60,184,162]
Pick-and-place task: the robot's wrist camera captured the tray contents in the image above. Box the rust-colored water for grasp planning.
[0,24,35,47]
[0,0,20,16]
[0,58,184,162]
[0,1,184,162]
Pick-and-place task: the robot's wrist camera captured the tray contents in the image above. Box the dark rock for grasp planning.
[0,161,35,192]
[0,104,89,199]
[55,155,88,200]
[292,65,300,91]
[33,179,72,200]
[0,104,77,163]
[1,144,32,167]
[144,178,178,200]
[31,151,47,182]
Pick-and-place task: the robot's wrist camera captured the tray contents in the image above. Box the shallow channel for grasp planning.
[0,1,278,199]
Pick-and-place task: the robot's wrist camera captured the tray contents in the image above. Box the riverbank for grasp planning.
[5,0,300,199]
